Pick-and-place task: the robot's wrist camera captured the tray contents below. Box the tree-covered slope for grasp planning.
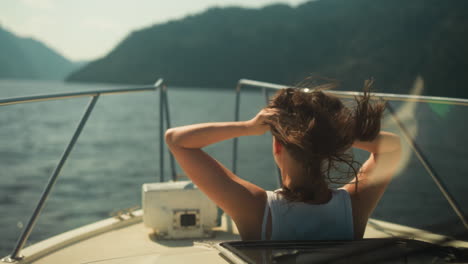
[0,27,80,80]
[67,0,468,98]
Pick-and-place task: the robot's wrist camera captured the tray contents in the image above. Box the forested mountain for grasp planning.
[0,27,80,81]
[67,0,468,98]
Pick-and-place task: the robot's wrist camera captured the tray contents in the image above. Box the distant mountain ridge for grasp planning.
[0,27,81,81]
[67,0,468,98]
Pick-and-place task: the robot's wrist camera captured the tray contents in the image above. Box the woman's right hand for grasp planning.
[246,108,278,135]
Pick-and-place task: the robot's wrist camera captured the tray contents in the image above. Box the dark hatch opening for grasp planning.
[180,213,196,227]
[219,238,468,264]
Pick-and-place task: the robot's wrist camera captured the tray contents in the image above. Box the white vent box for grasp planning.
[142,181,218,239]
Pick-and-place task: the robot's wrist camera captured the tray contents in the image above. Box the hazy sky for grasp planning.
[1,0,307,62]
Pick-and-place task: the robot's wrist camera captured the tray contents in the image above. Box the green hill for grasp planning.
[67,0,468,98]
[0,27,80,80]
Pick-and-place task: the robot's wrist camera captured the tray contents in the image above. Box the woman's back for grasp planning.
[165,82,401,240]
[262,189,354,240]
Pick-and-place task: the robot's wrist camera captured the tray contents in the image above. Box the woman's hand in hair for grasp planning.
[246,108,277,136]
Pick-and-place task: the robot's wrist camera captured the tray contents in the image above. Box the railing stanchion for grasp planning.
[7,95,100,261]
[232,83,242,174]
[162,85,177,181]
[386,103,468,230]
[159,82,165,182]
[262,87,283,187]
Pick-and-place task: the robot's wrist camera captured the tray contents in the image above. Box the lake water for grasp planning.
[0,79,467,257]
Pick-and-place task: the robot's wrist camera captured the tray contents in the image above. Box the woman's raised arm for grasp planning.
[164,109,274,240]
[165,109,274,149]
[352,131,401,154]
[344,131,402,238]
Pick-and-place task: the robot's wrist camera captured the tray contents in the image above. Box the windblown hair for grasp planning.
[263,79,385,202]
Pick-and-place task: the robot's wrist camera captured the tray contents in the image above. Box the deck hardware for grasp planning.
[110,205,141,220]
[125,206,140,217]
[1,256,23,263]
[110,210,125,220]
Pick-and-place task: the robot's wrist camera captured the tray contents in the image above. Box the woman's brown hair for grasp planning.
[263,78,386,202]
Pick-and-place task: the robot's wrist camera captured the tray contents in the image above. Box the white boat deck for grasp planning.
[6,210,468,264]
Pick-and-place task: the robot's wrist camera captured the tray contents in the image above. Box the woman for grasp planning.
[165,80,401,240]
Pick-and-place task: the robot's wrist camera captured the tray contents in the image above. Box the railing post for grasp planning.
[262,88,282,187]
[232,83,242,175]
[262,87,268,105]
[162,85,177,181]
[158,82,165,182]
[386,103,468,230]
[5,95,100,262]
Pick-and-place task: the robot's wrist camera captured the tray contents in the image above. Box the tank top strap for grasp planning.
[261,191,278,240]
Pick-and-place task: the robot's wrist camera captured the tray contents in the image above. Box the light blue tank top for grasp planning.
[261,188,354,240]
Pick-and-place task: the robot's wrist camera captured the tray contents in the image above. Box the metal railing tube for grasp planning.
[232,83,242,174]
[159,83,165,182]
[8,95,100,261]
[153,78,163,89]
[0,86,158,107]
[262,87,283,187]
[238,79,468,106]
[162,85,177,181]
[386,103,468,230]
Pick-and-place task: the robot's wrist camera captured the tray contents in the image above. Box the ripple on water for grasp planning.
[0,183,34,194]
[0,194,16,204]
[0,151,30,165]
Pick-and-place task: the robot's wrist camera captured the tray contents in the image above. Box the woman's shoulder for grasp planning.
[268,188,351,205]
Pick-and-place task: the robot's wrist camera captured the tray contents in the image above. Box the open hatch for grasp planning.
[218,238,468,264]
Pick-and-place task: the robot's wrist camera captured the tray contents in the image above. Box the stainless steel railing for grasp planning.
[232,78,468,231]
[232,80,283,187]
[236,79,468,106]
[1,78,176,262]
